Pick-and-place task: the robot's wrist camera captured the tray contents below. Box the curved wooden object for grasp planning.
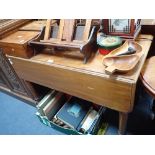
[140,56,155,98]
[103,41,143,74]
[105,40,142,58]
[103,55,140,74]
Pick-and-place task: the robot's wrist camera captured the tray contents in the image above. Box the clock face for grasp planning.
[109,19,131,33]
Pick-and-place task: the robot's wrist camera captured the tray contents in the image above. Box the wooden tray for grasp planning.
[103,41,143,74]
[104,40,142,57]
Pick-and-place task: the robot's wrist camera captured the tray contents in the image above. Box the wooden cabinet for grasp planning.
[0,68,12,89]
[0,48,48,105]
[0,49,28,95]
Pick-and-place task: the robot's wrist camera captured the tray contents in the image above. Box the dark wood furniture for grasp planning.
[0,48,38,105]
[140,56,155,98]
[140,56,155,119]
[8,34,153,134]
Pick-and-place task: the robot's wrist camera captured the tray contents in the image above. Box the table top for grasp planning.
[30,34,153,84]
[0,31,39,45]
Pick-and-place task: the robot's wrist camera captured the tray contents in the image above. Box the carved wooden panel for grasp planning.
[0,48,28,95]
[0,68,11,88]
[0,19,31,37]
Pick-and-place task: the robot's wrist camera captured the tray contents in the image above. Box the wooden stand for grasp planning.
[29,19,99,63]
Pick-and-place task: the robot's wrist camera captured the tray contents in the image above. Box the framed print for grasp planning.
[101,19,141,39]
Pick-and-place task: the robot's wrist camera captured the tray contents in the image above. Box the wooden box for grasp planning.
[0,30,39,58]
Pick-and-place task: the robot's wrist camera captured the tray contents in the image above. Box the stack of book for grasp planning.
[53,97,105,133]
[37,90,66,120]
[36,90,106,134]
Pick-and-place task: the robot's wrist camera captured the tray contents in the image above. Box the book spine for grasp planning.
[37,90,57,109]
[76,107,93,131]
[88,107,106,134]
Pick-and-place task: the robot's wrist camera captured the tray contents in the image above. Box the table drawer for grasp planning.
[9,55,134,113]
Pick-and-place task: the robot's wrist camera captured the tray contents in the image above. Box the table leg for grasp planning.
[118,112,128,135]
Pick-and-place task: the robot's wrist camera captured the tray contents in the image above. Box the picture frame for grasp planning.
[100,19,141,39]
